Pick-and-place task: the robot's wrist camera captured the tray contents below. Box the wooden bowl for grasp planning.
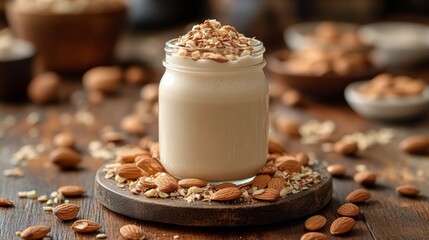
[5,3,126,73]
[266,49,380,98]
[0,39,34,101]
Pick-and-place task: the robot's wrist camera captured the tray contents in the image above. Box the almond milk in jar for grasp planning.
[159,20,268,182]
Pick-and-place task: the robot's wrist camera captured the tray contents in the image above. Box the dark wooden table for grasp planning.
[1,34,429,240]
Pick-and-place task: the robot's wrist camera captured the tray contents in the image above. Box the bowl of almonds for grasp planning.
[345,73,429,120]
[267,49,379,98]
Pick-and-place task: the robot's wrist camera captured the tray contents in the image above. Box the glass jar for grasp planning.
[159,39,268,182]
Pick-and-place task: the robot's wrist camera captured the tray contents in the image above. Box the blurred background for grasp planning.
[1,0,429,107]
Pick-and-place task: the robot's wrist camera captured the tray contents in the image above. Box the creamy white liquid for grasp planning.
[159,55,268,181]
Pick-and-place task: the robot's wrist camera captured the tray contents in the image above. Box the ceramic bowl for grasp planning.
[345,81,429,120]
[359,22,429,67]
[6,2,127,73]
[0,38,34,101]
[284,22,368,51]
[266,49,379,98]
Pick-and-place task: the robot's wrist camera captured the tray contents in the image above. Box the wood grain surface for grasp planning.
[0,77,428,239]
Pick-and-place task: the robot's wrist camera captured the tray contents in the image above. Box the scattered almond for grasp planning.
[399,135,429,154]
[125,66,146,85]
[214,182,237,190]
[83,66,121,94]
[268,139,286,154]
[102,131,126,143]
[53,203,80,220]
[20,226,51,240]
[28,72,60,104]
[71,220,101,233]
[337,203,360,217]
[252,174,272,189]
[281,89,302,107]
[396,184,420,197]
[116,163,144,180]
[58,185,86,197]
[140,83,159,102]
[120,115,145,135]
[275,117,301,138]
[327,164,346,177]
[253,188,280,201]
[346,188,371,203]
[304,215,327,231]
[120,224,146,240]
[178,178,208,188]
[49,148,82,168]
[300,232,328,240]
[334,140,358,156]
[154,173,178,193]
[136,157,164,175]
[278,159,302,173]
[116,148,149,164]
[267,177,285,192]
[330,217,355,235]
[353,171,376,185]
[53,132,75,148]
[0,197,14,207]
[295,152,309,166]
[211,187,242,201]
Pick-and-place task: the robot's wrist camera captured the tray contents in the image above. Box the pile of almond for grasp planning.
[173,19,255,62]
[103,138,321,204]
[357,73,426,99]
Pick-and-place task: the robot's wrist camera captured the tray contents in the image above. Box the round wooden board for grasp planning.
[95,164,332,227]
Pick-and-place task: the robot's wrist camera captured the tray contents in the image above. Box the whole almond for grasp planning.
[334,140,358,156]
[116,163,144,180]
[125,66,146,85]
[20,226,51,240]
[136,157,164,175]
[327,164,346,177]
[399,135,429,154]
[102,131,126,143]
[71,220,101,233]
[300,232,328,240]
[53,132,75,148]
[53,203,80,220]
[258,164,277,175]
[253,188,280,201]
[154,173,178,193]
[149,143,160,158]
[120,115,145,135]
[252,174,272,189]
[337,203,360,217]
[346,188,371,203]
[58,185,86,197]
[83,66,121,93]
[330,217,356,235]
[268,139,286,154]
[212,187,242,201]
[140,83,159,102]
[116,148,149,164]
[304,215,327,231]
[120,224,146,240]
[396,184,420,197]
[49,147,82,168]
[282,89,302,107]
[214,182,237,190]
[0,197,14,207]
[138,136,154,150]
[178,178,208,188]
[28,72,60,104]
[274,155,296,167]
[295,152,309,166]
[267,177,285,192]
[275,117,301,138]
[353,171,376,185]
[278,159,302,173]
